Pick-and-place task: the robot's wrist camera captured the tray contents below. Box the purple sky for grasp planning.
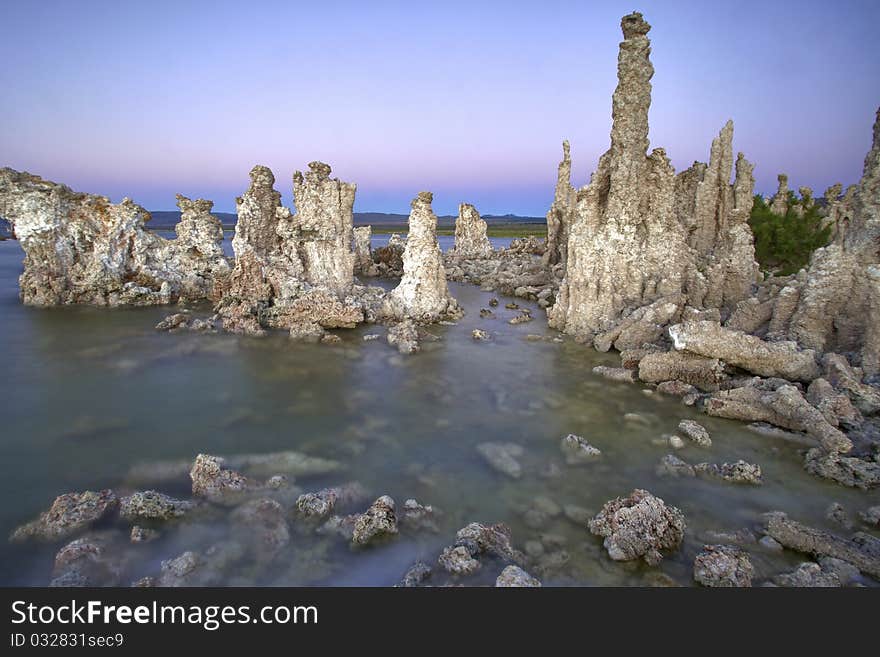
[2,0,878,215]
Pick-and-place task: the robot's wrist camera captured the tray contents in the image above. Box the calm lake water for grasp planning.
[0,236,876,586]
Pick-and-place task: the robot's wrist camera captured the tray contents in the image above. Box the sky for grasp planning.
[1,0,878,215]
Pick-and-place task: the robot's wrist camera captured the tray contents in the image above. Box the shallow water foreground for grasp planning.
[0,238,877,586]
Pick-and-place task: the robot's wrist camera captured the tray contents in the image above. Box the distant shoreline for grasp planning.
[143,211,548,239]
[148,222,549,239]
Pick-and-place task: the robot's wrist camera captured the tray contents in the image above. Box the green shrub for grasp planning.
[748,193,831,276]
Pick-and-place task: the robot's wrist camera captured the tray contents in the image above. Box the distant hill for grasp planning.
[148,210,238,227]
[146,210,545,228]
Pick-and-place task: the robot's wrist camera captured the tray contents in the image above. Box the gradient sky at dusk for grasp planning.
[2,0,878,215]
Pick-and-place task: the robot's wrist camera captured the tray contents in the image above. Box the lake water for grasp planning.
[0,236,875,586]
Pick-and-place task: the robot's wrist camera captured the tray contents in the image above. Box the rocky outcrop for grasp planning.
[543,140,574,268]
[681,125,758,310]
[764,512,880,579]
[774,109,880,375]
[0,169,230,306]
[451,203,492,259]
[704,381,852,453]
[804,448,880,489]
[216,163,372,335]
[352,226,378,277]
[638,350,726,391]
[382,192,462,322]
[372,233,405,277]
[769,173,791,216]
[549,14,689,337]
[668,320,820,382]
[548,14,757,338]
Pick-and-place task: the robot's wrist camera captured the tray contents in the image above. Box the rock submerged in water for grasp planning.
[398,561,432,587]
[10,490,118,543]
[476,442,524,479]
[387,320,421,354]
[589,489,685,565]
[51,534,124,587]
[656,454,695,478]
[559,434,601,464]
[230,498,290,561]
[693,544,753,587]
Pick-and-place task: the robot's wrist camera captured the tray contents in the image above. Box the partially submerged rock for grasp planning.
[399,498,440,533]
[438,545,481,575]
[495,565,542,587]
[804,448,880,490]
[11,490,118,542]
[589,489,685,565]
[216,163,369,335]
[119,491,193,522]
[763,512,880,579]
[694,460,763,485]
[655,454,695,478]
[398,561,432,587]
[454,522,524,564]
[668,321,820,382]
[704,383,852,453]
[51,534,123,587]
[693,545,753,587]
[351,496,398,545]
[0,171,230,306]
[382,192,461,322]
[638,351,725,391]
[677,419,712,446]
[295,483,368,519]
[190,454,249,503]
[772,560,853,587]
[387,320,420,354]
[288,321,326,343]
[559,434,601,464]
[592,366,636,383]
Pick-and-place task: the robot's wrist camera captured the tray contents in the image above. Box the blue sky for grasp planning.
[1,0,878,214]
